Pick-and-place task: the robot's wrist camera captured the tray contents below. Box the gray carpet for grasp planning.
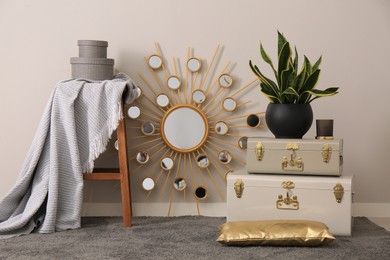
[0,217,389,260]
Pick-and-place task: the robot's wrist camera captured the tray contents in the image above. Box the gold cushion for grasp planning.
[217,220,335,246]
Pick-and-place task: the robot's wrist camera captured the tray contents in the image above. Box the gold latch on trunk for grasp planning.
[255,142,264,161]
[282,143,303,172]
[321,143,332,163]
[277,180,299,210]
[234,179,244,198]
[333,183,344,203]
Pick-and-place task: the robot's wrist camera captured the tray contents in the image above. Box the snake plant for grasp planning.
[249,31,339,104]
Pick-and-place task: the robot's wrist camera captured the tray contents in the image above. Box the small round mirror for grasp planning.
[238,136,248,150]
[219,74,233,88]
[222,97,237,112]
[142,177,155,191]
[148,54,163,69]
[196,154,210,168]
[167,76,181,90]
[192,90,206,104]
[194,186,207,200]
[136,151,150,164]
[187,58,201,72]
[141,122,156,135]
[218,150,232,164]
[247,114,261,127]
[214,121,229,135]
[134,86,142,99]
[224,170,233,182]
[156,93,170,108]
[127,106,141,119]
[173,177,187,191]
[114,140,119,150]
[161,157,174,171]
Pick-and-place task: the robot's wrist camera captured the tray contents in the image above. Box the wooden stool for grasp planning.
[83,118,132,227]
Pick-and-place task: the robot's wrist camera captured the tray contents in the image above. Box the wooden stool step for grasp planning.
[83,118,132,227]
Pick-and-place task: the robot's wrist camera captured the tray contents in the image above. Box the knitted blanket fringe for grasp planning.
[0,73,137,239]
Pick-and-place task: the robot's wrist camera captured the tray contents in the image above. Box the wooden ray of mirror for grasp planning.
[167,75,182,90]
[238,136,248,150]
[142,177,155,191]
[173,177,187,191]
[218,150,232,164]
[214,121,229,135]
[187,57,201,72]
[161,157,174,171]
[127,106,141,119]
[136,151,150,164]
[222,97,237,112]
[196,154,210,168]
[247,114,261,127]
[219,74,233,88]
[156,93,170,108]
[148,54,163,69]
[194,186,207,200]
[192,89,206,104]
[141,122,156,135]
[161,104,209,153]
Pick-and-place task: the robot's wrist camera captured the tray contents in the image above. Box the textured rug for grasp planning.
[0,217,389,260]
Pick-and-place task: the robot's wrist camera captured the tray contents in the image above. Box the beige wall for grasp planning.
[1,0,389,215]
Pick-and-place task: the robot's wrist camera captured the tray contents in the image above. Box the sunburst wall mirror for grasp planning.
[123,43,264,216]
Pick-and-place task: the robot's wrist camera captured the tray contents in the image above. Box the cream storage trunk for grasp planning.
[247,137,343,176]
[226,171,353,236]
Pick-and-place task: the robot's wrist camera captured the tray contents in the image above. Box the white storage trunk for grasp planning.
[247,137,343,176]
[226,171,353,236]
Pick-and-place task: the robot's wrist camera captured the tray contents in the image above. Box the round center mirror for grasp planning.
[142,177,155,191]
[148,54,163,69]
[187,58,201,72]
[161,104,208,153]
[167,76,181,90]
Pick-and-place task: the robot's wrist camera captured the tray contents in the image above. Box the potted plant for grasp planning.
[249,31,339,138]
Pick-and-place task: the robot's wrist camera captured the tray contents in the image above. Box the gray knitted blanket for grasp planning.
[0,74,137,239]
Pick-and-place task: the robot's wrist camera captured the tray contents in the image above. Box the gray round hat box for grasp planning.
[70,40,114,81]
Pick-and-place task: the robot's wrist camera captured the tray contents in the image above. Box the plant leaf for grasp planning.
[301,69,321,92]
[283,87,300,97]
[260,82,281,103]
[277,42,292,88]
[260,43,275,71]
[249,60,280,99]
[280,67,294,93]
[277,31,287,57]
[312,55,322,72]
[304,55,312,76]
[293,46,299,73]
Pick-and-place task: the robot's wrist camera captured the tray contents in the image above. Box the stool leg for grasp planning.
[117,118,132,227]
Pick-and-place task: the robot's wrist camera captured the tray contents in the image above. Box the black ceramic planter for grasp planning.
[265,103,313,139]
